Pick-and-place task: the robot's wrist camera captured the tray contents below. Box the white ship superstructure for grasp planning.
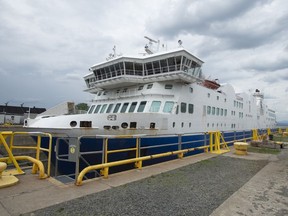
[24,38,276,136]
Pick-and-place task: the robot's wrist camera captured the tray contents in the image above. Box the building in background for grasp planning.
[0,105,46,125]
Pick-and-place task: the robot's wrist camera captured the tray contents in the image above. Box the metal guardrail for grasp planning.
[0,131,52,178]
[74,130,258,186]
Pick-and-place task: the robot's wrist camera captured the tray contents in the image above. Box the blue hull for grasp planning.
[36,129,266,179]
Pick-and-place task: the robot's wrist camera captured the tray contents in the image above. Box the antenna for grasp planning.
[144,36,160,54]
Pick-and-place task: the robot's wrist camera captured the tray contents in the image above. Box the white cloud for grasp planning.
[0,0,287,121]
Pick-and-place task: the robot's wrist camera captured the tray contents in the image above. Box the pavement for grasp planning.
[0,147,287,216]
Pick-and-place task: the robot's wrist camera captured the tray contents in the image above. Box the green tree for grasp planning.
[75,103,89,111]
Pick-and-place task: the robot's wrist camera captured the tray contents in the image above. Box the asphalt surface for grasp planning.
[1,147,287,216]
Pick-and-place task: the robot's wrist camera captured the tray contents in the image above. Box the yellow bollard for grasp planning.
[234,142,248,155]
[0,162,19,188]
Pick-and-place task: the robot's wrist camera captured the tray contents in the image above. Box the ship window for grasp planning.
[175,56,181,70]
[163,101,174,113]
[88,105,95,114]
[94,105,101,113]
[80,121,92,128]
[168,57,175,71]
[216,108,219,115]
[147,84,153,89]
[165,84,173,89]
[153,61,161,74]
[138,86,144,90]
[134,63,143,76]
[188,104,194,114]
[125,62,134,75]
[113,103,121,113]
[160,59,168,72]
[189,122,191,127]
[190,87,193,93]
[176,105,179,114]
[208,93,210,98]
[145,62,153,75]
[181,122,184,128]
[173,122,175,128]
[100,104,107,113]
[217,96,219,100]
[181,103,186,113]
[130,122,137,129]
[207,106,211,115]
[120,103,129,113]
[137,101,147,112]
[212,107,215,115]
[221,108,224,116]
[224,98,227,102]
[128,102,137,113]
[106,104,114,113]
[98,92,102,96]
[150,101,161,112]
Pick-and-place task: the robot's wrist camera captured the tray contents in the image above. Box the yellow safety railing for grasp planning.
[76,130,260,185]
[76,145,209,186]
[0,131,52,178]
[208,131,230,154]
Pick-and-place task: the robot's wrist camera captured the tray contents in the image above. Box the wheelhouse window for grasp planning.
[163,101,174,113]
[137,101,147,112]
[150,101,161,112]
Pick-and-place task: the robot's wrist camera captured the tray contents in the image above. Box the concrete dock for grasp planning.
[0,147,287,216]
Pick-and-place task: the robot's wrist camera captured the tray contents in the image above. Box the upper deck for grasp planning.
[84,48,205,93]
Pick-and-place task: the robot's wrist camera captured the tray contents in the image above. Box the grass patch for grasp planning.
[247,146,280,154]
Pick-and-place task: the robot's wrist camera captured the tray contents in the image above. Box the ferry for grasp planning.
[23,37,277,177]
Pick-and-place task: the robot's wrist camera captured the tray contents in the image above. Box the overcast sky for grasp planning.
[0,0,287,121]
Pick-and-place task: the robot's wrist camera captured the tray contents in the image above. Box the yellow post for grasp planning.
[278,128,282,134]
[134,137,142,169]
[252,129,259,141]
[267,128,271,136]
[0,132,24,175]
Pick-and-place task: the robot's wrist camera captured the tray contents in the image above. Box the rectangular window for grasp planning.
[216,108,219,115]
[106,104,114,113]
[221,108,223,116]
[120,103,129,113]
[181,102,187,113]
[100,104,107,113]
[147,84,153,89]
[165,84,173,89]
[137,101,147,112]
[207,106,211,115]
[94,105,101,113]
[163,101,174,113]
[113,103,121,113]
[188,104,194,114]
[128,102,137,113]
[150,101,161,112]
[88,105,95,114]
[212,107,215,115]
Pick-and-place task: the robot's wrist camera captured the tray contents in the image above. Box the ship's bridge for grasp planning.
[84,49,204,93]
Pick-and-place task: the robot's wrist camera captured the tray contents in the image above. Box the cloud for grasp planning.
[0,0,287,120]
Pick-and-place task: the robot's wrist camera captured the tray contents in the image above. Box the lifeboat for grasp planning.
[203,79,220,89]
